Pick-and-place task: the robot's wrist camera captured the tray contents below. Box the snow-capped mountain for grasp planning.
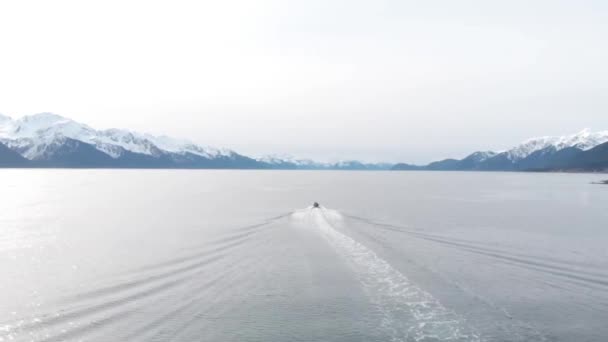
[257,154,325,168]
[465,151,497,163]
[505,129,608,161]
[256,154,393,170]
[0,113,391,169]
[0,113,235,161]
[393,129,608,171]
[1,113,605,171]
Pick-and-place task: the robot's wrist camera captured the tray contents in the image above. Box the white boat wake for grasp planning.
[292,207,482,342]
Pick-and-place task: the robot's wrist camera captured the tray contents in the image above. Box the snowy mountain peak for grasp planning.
[0,113,235,161]
[506,129,608,161]
[257,154,322,167]
[556,128,608,151]
[467,151,496,161]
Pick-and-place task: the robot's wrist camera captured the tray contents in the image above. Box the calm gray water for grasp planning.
[1,170,607,342]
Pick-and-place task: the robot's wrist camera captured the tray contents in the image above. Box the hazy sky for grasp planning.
[1,0,607,163]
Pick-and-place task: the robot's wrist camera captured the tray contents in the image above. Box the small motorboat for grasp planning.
[312,202,320,209]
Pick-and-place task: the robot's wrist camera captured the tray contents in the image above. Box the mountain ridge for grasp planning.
[0,113,390,170]
[393,129,608,172]
[1,113,606,171]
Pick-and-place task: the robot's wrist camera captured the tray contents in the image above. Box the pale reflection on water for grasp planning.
[1,170,607,341]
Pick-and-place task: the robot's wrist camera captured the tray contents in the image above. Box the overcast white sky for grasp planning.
[1,0,607,163]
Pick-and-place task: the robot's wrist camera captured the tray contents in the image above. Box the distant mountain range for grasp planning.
[0,113,390,170]
[393,129,608,172]
[1,113,607,171]
[256,154,393,170]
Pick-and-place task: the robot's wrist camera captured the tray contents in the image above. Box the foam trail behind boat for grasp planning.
[292,208,482,342]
